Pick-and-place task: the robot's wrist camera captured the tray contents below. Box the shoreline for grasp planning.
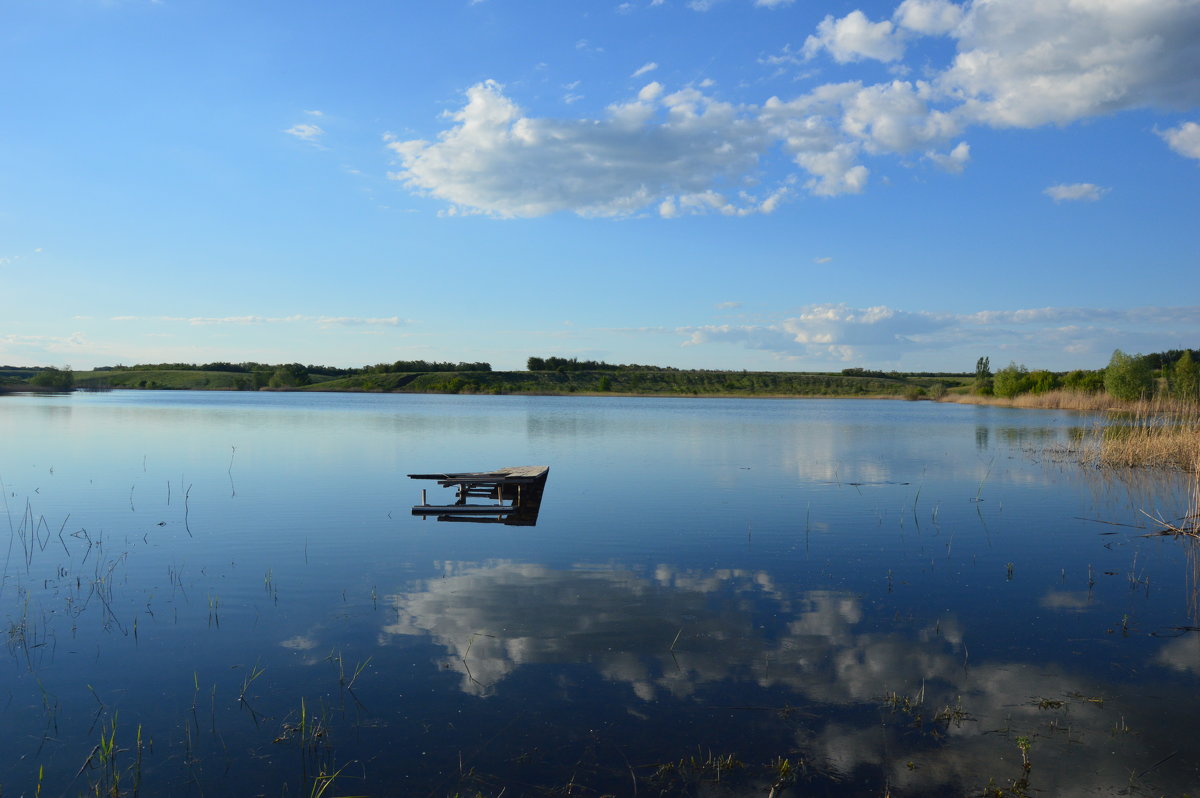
[10,384,930,401]
[11,385,1196,471]
[0,384,1158,408]
[6,383,1182,414]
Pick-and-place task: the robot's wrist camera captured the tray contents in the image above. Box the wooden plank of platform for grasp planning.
[407,466,549,483]
[492,466,549,480]
[411,504,514,515]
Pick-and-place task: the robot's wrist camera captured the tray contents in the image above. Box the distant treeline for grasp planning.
[363,360,492,374]
[527,356,667,371]
[526,359,972,378]
[8,349,1196,402]
[93,360,493,376]
[0,366,41,379]
[841,367,970,379]
[94,361,353,375]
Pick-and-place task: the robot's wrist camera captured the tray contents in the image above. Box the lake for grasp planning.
[1,391,1196,796]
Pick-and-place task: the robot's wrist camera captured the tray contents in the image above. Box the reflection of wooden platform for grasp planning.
[408,466,549,526]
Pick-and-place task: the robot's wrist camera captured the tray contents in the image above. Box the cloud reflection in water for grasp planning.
[380,560,1200,795]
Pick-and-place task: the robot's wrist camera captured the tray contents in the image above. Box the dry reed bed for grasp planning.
[943,389,1148,413]
[944,391,1200,472]
[1076,400,1198,473]
[1093,424,1200,471]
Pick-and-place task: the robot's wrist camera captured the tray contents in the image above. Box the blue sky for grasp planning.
[2,0,1197,373]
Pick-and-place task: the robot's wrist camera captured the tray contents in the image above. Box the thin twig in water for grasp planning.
[972,458,994,502]
[228,446,237,497]
[184,484,193,537]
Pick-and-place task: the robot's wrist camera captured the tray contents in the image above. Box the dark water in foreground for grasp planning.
[1,391,1197,796]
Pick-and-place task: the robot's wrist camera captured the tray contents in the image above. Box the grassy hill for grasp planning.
[310,369,969,397]
[7,366,971,398]
[71,369,342,391]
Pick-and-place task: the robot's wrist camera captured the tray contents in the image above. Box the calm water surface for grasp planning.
[1,391,1196,796]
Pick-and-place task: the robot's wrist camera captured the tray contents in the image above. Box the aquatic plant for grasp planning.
[238,660,267,703]
[329,649,371,691]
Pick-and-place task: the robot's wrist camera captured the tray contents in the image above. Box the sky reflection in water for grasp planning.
[0,392,1196,795]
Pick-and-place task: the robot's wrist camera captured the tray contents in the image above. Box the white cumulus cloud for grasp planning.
[385,0,1200,218]
[926,141,970,173]
[673,304,1200,367]
[942,0,1200,128]
[803,10,906,63]
[841,80,961,153]
[1159,121,1200,159]
[680,303,949,361]
[894,0,963,35]
[387,80,780,218]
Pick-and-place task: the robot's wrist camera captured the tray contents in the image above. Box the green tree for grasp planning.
[993,362,1030,398]
[30,366,74,391]
[974,356,993,395]
[1104,349,1153,401]
[1172,351,1199,403]
[268,363,310,388]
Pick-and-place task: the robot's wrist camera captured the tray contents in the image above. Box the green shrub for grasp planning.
[30,367,74,391]
[1027,370,1060,395]
[1063,369,1104,393]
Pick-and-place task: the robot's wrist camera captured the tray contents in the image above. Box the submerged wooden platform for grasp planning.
[407,466,549,481]
[407,466,549,526]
